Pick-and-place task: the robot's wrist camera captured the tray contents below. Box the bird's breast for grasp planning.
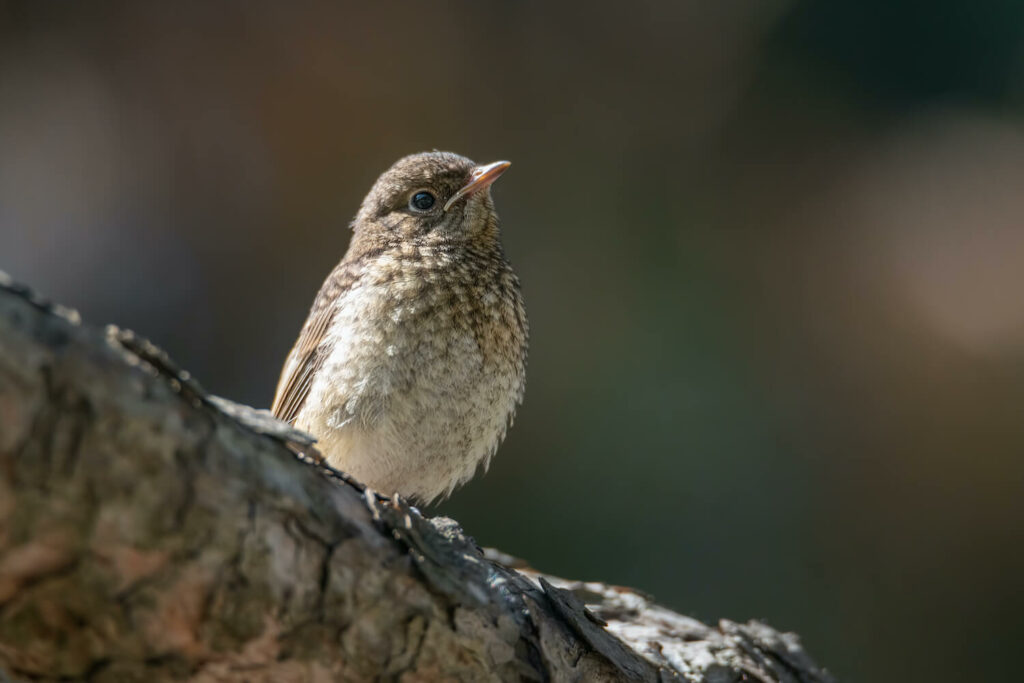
[308,271,524,434]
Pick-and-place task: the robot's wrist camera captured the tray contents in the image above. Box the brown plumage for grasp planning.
[272,151,527,503]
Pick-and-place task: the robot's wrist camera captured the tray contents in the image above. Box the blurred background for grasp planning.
[2,1,1023,680]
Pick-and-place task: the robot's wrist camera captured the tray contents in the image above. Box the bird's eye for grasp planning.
[410,191,435,211]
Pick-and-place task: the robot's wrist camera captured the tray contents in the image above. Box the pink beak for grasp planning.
[443,160,511,211]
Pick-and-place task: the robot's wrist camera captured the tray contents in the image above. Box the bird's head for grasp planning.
[352,151,510,245]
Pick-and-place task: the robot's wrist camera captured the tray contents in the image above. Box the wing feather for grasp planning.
[271,263,356,423]
[271,302,336,422]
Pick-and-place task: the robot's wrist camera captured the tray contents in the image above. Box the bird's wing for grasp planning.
[271,300,335,423]
[271,265,356,423]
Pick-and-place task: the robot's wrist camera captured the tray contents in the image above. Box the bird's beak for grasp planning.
[444,160,511,212]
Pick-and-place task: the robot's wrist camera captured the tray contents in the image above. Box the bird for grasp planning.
[271,151,528,504]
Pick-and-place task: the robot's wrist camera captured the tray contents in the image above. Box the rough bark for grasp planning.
[0,273,835,683]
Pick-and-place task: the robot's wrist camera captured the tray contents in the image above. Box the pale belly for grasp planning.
[295,282,524,503]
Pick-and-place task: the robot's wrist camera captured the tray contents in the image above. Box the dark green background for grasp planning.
[3,2,1023,680]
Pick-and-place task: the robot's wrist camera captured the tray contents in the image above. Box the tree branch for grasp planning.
[0,274,835,682]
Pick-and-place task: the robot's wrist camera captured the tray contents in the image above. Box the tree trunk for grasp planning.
[0,273,835,682]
